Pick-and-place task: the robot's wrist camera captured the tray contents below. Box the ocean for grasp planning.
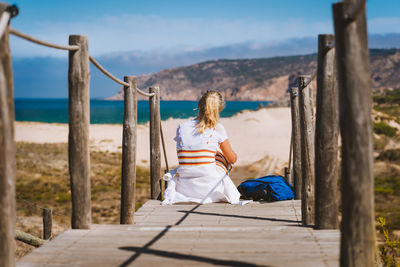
[15,99,271,124]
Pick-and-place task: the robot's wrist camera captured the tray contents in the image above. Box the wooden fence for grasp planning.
[0,0,375,266]
[0,2,164,266]
[287,1,374,267]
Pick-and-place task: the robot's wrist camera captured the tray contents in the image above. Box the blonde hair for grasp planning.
[196,90,225,134]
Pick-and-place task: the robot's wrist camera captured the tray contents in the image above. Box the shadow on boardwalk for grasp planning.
[119,204,270,266]
[18,200,339,267]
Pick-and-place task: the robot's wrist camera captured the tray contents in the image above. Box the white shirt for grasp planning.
[175,119,228,151]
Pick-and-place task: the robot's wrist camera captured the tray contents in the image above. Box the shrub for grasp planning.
[377,217,400,267]
[377,149,400,163]
[375,174,400,197]
[373,88,400,105]
[374,122,398,137]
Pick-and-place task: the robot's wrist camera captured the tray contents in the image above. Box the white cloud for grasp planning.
[11,13,398,58]
[368,17,400,34]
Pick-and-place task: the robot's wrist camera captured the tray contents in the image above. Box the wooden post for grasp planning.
[314,34,339,230]
[333,1,375,266]
[0,4,15,265]
[290,87,302,200]
[15,230,45,248]
[42,208,52,240]
[284,167,290,184]
[120,76,137,224]
[298,76,315,226]
[68,35,91,229]
[149,86,162,200]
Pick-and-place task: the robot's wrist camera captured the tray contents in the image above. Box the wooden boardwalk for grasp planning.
[18,200,339,267]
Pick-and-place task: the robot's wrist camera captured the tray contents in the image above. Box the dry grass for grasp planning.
[15,142,150,259]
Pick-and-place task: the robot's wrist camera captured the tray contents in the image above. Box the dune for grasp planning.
[15,107,291,167]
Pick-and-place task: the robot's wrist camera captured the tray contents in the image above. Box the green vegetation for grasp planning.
[373,89,400,105]
[377,149,400,163]
[373,88,400,123]
[375,167,400,230]
[374,122,398,138]
[377,217,400,267]
[372,88,400,238]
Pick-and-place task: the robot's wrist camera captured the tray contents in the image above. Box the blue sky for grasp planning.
[9,0,400,58]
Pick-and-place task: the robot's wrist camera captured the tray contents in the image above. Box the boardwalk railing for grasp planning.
[0,3,165,265]
[287,0,375,266]
[0,0,376,266]
[6,29,163,228]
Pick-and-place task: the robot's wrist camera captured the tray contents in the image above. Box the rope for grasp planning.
[160,121,169,173]
[89,56,130,87]
[303,70,316,88]
[327,41,335,50]
[137,87,155,97]
[346,0,366,22]
[301,40,335,89]
[89,56,155,97]
[0,11,10,40]
[10,29,155,96]
[300,41,335,90]
[10,28,79,51]
[288,130,293,172]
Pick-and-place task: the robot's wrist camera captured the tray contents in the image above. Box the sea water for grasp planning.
[15,99,271,124]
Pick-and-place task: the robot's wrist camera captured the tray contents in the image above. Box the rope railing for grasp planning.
[10,28,80,51]
[89,56,155,97]
[327,40,335,50]
[303,70,316,88]
[137,87,155,97]
[160,121,169,173]
[346,0,366,22]
[10,27,155,97]
[89,56,130,87]
[302,40,335,89]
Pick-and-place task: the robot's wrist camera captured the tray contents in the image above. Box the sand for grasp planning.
[15,107,291,167]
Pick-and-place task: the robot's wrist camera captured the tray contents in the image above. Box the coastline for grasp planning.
[15,107,291,167]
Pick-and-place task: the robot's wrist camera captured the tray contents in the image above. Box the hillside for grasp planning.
[108,49,400,101]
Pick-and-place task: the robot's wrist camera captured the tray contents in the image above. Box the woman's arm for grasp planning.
[219,139,237,164]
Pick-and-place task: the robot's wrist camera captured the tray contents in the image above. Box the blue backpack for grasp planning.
[237,175,294,201]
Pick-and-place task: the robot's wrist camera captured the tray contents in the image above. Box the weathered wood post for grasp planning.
[0,4,16,266]
[68,35,91,229]
[315,34,339,230]
[298,76,315,225]
[120,76,137,224]
[284,167,290,184]
[289,87,302,200]
[149,86,162,200]
[42,208,52,240]
[333,1,375,266]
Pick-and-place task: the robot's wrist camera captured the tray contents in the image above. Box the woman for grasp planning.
[162,90,247,205]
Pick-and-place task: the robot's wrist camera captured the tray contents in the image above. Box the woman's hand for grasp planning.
[219,139,237,164]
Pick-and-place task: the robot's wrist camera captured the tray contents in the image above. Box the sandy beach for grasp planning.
[15,107,291,168]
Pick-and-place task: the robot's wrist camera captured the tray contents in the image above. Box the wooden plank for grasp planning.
[68,35,91,229]
[120,76,137,224]
[290,87,302,200]
[0,3,15,266]
[298,76,315,226]
[18,200,339,267]
[333,1,376,266]
[149,86,162,200]
[315,34,339,230]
